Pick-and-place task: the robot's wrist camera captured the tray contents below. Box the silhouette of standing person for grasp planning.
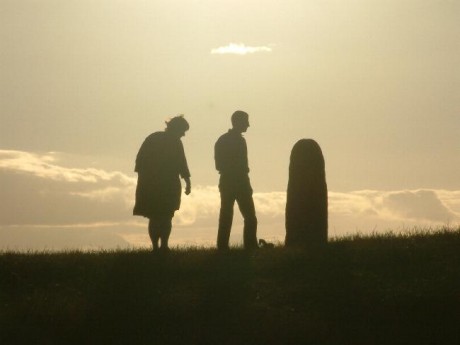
[133,115,191,251]
[215,111,258,250]
[285,139,328,248]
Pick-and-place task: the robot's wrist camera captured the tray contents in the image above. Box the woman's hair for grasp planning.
[166,115,189,132]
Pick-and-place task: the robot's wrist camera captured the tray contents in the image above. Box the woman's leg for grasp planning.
[148,218,160,250]
[159,214,173,250]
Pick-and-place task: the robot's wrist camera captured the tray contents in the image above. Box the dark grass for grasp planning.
[1,228,460,345]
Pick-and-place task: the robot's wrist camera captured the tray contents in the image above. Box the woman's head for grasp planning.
[165,115,189,138]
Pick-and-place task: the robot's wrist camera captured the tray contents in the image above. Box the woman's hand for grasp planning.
[184,177,191,195]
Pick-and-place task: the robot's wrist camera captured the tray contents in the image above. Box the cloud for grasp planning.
[329,190,459,224]
[0,224,133,251]
[175,188,286,226]
[381,190,455,222]
[0,150,136,226]
[328,190,460,235]
[0,150,134,185]
[1,149,459,251]
[174,186,219,226]
[211,43,272,55]
[178,188,460,240]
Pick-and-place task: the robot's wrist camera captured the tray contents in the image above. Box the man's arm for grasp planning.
[214,137,223,173]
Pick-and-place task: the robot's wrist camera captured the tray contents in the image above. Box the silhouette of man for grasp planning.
[133,115,191,251]
[214,111,258,250]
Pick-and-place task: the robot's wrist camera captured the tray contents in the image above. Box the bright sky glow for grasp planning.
[1,0,459,251]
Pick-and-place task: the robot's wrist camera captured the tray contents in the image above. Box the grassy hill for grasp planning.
[1,228,460,345]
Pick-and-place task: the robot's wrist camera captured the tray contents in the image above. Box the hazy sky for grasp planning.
[1,0,459,250]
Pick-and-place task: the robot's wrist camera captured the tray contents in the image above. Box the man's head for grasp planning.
[231,110,250,133]
[165,115,189,138]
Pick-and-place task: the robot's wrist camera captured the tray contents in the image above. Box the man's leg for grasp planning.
[217,188,235,250]
[236,189,258,250]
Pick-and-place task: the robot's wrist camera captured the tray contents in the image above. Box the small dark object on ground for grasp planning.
[259,239,275,249]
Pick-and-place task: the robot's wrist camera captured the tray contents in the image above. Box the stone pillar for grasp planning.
[285,139,328,248]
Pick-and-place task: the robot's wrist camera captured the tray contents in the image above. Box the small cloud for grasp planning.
[211,43,272,55]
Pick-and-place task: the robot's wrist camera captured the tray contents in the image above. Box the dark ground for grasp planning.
[1,229,460,345]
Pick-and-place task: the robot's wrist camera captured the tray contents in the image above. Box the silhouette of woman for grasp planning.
[133,116,191,251]
[285,139,328,248]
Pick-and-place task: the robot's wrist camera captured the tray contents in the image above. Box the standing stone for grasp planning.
[285,139,328,248]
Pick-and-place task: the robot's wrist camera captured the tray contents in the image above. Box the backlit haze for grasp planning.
[1,0,459,251]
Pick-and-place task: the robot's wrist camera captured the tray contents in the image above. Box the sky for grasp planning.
[1,0,459,251]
